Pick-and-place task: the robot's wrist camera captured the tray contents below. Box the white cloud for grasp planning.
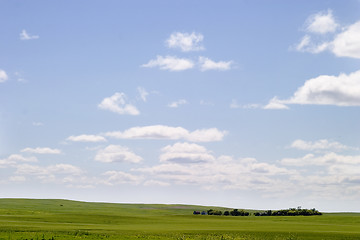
[98,92,140,115]
[294,35,331,54]
[20,29,39,40]
[137,87,149,102]
[21,147,62,154]
[295,35,311,51]
[168,99,188,108]
[105,125,227,142]
[135,155,292,191]
[0,154,38,168]
[291,139,352,152]
[280,152,360,166]
[141,55,194,71]
[0,69,8,83]
[67,134,106,142]
[230,99,261,109]
[198,57,233,71]
[305,10,338,34]
[15,163,83,179]
[103,171,143,185]
[47,164,84,175]
[294,11,360,59]
[263,97,289,110]
[166,32,204,52]
[143,180,170,186]
[160,142,215,163]
[332,21,360,59]
[94,145,143,163]
[266,70,360,108]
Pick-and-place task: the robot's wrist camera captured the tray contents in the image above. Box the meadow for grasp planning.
[0,199,359,240]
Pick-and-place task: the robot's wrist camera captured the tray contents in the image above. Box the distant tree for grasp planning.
[224,211,230,216]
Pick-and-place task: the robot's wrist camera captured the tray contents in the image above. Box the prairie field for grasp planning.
[0,199,359,240]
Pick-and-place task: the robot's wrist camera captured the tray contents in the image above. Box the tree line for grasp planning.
[193,207,322,216]
[254,207,322,216]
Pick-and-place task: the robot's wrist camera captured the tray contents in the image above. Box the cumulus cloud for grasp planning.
[21,147,61,154]
[294,10,360,59]
[103,171,144,185]
[67,134,106,142]
[94,145,143,163]
[168,99,188,108]
[0,69,8,83]
[160,142,215,163]
[14,163,83,184]
[332,21,360,59]
[266,70,360,108]
[0,154,38,168]
[136,155,292,191]
[20,29,39,40]
[290,139,352,152]
[166,32,204,52]
[98,92,140,115]
[305,10,338,34]
[141,55,194,71]
[198,57,233,71]
[105,125,227,142]
[137,87,149,102]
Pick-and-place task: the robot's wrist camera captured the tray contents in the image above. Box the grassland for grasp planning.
[0,199,359,239]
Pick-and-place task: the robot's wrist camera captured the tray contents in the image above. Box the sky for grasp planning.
[1,0,360,212]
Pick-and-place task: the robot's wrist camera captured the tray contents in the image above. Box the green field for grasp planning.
[0,199,359,240]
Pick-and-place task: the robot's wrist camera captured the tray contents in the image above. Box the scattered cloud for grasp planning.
[0,69,8,83]
[198,57,233,71]
[0,154,38,168]
[266,69,360,108]
[94,145,143,163]
[98,92,140,115]
[21,147,61,154]
[143,32,234,72]
[20,29,39,40]
[166,32,204,52]
[15,163,83,180]
[67,134,106,142]
[168,99,188,108]
[141,55,194,71]
[136,155,292,191]
[305,10,339,34]
[160,142,215,163]
[137,87,149,102]
[14,72,27,83]
[294,10,360,59]
[294,35,330,53]
[290,139,353,152]
[143,180,170,187]
[280,152,360,167]
[103,171,143,185]
[105,125,227,142]
[230,99,261,109]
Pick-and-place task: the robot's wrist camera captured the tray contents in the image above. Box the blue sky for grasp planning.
[1,0,360,212]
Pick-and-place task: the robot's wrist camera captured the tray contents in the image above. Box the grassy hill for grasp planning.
[0,199,359,239]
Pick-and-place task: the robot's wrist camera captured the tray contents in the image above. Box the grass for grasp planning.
[0,199,359,239]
